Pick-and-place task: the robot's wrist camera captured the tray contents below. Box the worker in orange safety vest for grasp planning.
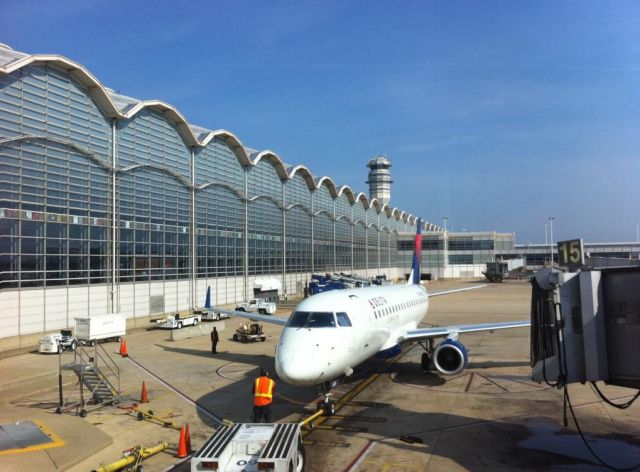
[252,367,275,423]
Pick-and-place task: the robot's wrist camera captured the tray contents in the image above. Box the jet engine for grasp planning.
[433,339,468,375]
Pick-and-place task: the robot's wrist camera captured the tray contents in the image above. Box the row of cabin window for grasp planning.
[374,298,424,319]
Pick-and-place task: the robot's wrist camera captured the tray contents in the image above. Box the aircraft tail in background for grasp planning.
[408,217,422,285]
[204,286,211,309]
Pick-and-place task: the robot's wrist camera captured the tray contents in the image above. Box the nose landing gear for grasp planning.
[316,397,336,416]
[316,379,340,416]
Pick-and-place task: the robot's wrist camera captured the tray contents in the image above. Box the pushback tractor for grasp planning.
[191,423,305,472]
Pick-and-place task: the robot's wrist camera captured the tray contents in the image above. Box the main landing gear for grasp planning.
[316,380,339,416]
[419,339,434,371]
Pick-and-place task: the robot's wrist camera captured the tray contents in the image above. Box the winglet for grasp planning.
[408,217,422,285]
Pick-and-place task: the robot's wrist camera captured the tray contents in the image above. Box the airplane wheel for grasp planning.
[421,352,431,370]
[233,334,238,342]
[316,400,324,413]
[80,410,87,418]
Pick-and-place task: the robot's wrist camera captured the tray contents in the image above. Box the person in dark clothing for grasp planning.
[210,327,219,354]
[252,367,275,423]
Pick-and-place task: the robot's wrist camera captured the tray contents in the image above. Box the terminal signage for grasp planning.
[557,238,585,266]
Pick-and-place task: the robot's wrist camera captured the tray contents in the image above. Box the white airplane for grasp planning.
[214,218,530,415]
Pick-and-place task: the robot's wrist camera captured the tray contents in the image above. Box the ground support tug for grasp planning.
[191,423,305,472]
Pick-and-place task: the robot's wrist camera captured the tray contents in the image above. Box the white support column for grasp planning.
[190,147,196,310]
[281,181,287,300]
[333,199,337,273]
[310,190,315,275]
[387,229,391,273]
[377,213,381,274]
[244,166,249,301]
[365,210,369,276]
[110,119,118,313]
[350,205,354,273]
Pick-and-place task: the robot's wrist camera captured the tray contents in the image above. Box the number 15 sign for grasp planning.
[557,238,585,266]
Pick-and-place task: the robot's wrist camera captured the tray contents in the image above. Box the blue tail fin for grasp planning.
[204,286,211,309]
[409,218,422,285]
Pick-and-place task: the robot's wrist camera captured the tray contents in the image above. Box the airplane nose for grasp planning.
[276,337,324,385]
[276,351,318,385]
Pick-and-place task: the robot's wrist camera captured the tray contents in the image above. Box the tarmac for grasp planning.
[0,279,638,471]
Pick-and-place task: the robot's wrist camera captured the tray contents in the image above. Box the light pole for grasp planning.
[548,216,555,266]
[544,223,549,245]
[442,217,448,279]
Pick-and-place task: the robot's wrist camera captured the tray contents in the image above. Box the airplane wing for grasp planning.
[397,320,530,343]
[428,285,486,297]
[211,307,288,326]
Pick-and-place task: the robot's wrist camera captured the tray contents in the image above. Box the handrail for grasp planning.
[74,342,121,397]
[94,343,120,394]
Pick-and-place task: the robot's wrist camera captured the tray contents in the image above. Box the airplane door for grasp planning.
[346,294,368,353]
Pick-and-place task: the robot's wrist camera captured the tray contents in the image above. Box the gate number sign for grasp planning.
[557,238,585,266]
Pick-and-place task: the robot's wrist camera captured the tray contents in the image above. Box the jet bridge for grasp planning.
[530,265,640,388]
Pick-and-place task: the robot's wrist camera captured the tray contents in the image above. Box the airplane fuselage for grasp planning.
[275,283,429,386]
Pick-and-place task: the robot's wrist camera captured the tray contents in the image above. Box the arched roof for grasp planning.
[369,199,382,213]
[201,130,252,166]
[287,165,316,190]
[315,176,338,197]
[337,186,356,204]
[0,45,430,229]
[250,150,289,180]
[354,192,369,209]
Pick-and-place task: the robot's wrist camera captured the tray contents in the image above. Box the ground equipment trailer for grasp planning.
[75,313,127,344]
[155,313,201,329]
[482,258,525,283]
[235,298,277,315]
[232,323,266,343]
[191,423,305,472]
[194,308,230,322]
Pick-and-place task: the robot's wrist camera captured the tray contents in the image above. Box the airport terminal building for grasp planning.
[0,45,442,347]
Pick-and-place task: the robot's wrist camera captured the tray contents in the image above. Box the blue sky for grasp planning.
[2,1,639,243]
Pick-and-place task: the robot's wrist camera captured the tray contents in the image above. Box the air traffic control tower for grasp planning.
[366,156,393,205]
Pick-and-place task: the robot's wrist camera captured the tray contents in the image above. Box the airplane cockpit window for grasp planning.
[286,311,309,327]
[336,312,352,327]
[308,312,336,328]
[286,311,336,328]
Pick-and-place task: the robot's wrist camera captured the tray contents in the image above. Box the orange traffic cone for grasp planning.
[185,423,192,453]
[119,338,128,357]
[140,381,148,403]
[176,425,188,458]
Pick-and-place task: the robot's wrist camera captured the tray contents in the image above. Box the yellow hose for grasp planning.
[92,441,168,472]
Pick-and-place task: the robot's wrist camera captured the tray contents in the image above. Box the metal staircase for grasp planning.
[56,342,121,417]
